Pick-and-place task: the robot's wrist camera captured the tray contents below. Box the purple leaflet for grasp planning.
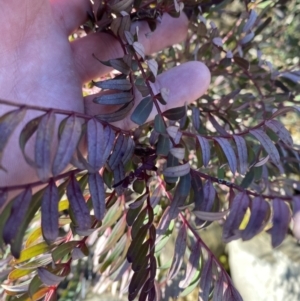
[265,120,293,148]
[128,268,150,301]
[197,136,210,167]
[179,240,201,289]
[241,196,270,241]
[66,175,91,231]
[88,172,106,221]
[233,135,248,175]
[292,196,300,240]
[3,188,32,246]
[37,268,65,286]
[195,180,216,213]
[198,256,213,301]
[223,192,250,242]
[35,112,56,182]
[191,106,201,131]
[156,206,171,236]
[223,283,243,301]
[250,129,281,168]
[122,136,135,165]
[214,137,237,174]
[212,273,225,301]
[108,134,127,171]
[87,119,105,172]
[19,116,42,167]
[208,114,229,136]
[41,180,59,243]
[52,115,82,176]
[191,170,204,211]
[270,198,291,248]
[0,108,26,170]
[103,125,115,161]
[168,224,187,280]
[113,163,125,196]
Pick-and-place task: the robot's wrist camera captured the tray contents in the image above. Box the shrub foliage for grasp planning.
[1,0,300,300]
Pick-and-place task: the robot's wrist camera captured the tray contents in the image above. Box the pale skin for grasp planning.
[0,0,211,189]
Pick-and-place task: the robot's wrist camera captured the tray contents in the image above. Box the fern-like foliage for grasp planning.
[1,1,300,301]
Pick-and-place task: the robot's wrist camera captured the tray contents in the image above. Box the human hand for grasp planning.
[0,0,210,188]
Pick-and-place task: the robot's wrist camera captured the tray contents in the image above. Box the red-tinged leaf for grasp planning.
[212,273,225,301]
[241,196,270,241]
[93,78,132,91]
[0,108,26,170]
[214,137,237,174]
[37,268,65,286]
[253,155,269,167]
[223,192,250,242]
[250,129,281,167]
[19,116,41,167]
[233,56,250,70]
[93,92,133,105]
[270,199,291,248]
[193,210,228,221]
[163,162,190,177]
[96,100,134,122]
[197,136,210,167]
[265,120,293,147]
[3,188,32,248]
[191,170,204,211]
[52,115,82,176]
[87,119,105,171]
[108,134,127,170]
[223,284,243,301]
[198,256,213,301]
[208,114,229,136]
[168,224,187,280]
[131,96,153,125]
[35,112,56,182]
[41,180,59,244]
[179,241,201,288]
[233,135,248,175]
[66,175,91,231]
[88,173,106,221]
[163,105,185,121]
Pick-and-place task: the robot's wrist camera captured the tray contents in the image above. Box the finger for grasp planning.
[50,0,92,34]
[84,61,211,129]
[71,13,188,83]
